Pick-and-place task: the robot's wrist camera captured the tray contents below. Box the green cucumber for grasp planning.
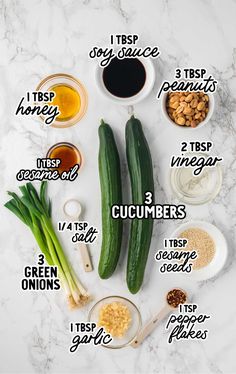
[126,115,154,293]
[98,120,123,279]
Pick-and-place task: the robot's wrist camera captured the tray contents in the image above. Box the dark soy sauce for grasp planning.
[102,57,146,98]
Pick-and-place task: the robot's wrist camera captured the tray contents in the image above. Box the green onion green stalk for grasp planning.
[5,181,89,309]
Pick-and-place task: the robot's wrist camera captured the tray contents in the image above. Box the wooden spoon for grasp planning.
[131,288,187,348]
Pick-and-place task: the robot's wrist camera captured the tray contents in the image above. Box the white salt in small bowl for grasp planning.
[170,220,228,281]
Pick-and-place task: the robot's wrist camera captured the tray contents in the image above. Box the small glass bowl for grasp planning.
[36,73,88,128]
[46,142,83,173]
[88,296,142,349]
[170,153,222,205]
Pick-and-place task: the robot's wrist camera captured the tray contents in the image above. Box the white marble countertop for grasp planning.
[0,0,236,373]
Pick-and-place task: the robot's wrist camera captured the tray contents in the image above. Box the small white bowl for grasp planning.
[161,91,215,130]
[170,220,228,281]
[95,58,155,106]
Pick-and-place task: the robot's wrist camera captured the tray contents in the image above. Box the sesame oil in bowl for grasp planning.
[46,142,82,174]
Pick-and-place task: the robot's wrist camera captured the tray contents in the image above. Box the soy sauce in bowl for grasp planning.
[102,57,146,98]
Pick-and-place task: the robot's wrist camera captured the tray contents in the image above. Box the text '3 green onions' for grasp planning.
[5,181,89,309]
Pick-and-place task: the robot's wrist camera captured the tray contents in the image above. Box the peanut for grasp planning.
[166,91,209,128]
[170,101,179,109]
[197,102,205,111]
[176,117,185,125]
[170,95,179,104]
[185,94,193,102]
[190,99,198,108]
[183,107,194,115]
[195,113,201,119]
[176,106,184,114]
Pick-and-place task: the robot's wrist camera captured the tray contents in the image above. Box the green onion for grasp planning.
[5,181,89,309]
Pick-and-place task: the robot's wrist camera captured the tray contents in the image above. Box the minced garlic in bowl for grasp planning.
[88,296,142,349]
[98,301,131,338]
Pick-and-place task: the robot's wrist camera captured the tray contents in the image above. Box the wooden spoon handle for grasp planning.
[131,305,171,348]
[79,243,93,272]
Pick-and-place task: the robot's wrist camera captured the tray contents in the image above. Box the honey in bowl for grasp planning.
[36,74,88,128]
[49,84,81,122]
[47,142,82,174]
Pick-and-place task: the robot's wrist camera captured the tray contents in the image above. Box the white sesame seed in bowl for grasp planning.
[170,220,228,281]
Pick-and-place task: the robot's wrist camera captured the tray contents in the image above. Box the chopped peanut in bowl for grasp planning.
[166,91,209,128]
[98,301,132,338]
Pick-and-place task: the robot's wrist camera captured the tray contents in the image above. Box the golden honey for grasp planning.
[49,84,81,121]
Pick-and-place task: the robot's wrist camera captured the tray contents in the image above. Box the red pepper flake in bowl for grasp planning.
[166,288,187,308]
